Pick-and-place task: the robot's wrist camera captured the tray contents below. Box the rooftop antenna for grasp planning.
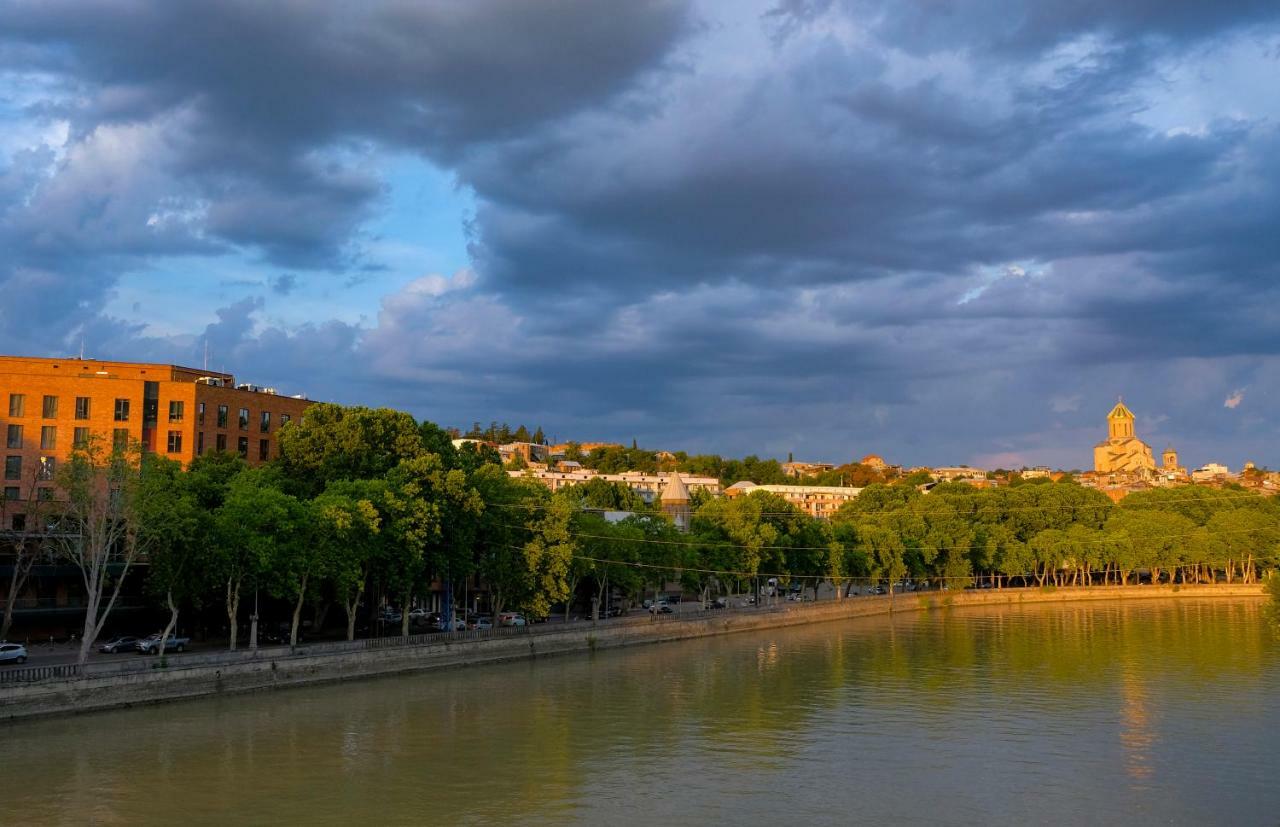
[203,339,209,371]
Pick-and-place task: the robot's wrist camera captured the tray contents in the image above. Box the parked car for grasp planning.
[649,601,673,614]
[135,634,190,654]
[408,608,429,620]
[98,635,139,654]
[710,597,729,609]
[0,643,28,664]
[498,612,526,627]
[471,617,494,630]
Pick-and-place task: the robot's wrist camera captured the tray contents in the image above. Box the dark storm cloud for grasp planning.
[1,0,1279,466]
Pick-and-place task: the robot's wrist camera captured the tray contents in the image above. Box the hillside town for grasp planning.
[1,356,1276,663]
[479,397,1275,518]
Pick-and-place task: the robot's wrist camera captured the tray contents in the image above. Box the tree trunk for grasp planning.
[158,589,180,659]
[1,548,37,643]
[290,573,308,647]
[226,575,241,651]
[593,574,608,621]
[400,591,411,637]
[345,596,359,641]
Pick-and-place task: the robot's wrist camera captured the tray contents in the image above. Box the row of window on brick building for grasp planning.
[5,392,292,486]
[8,393,289,431]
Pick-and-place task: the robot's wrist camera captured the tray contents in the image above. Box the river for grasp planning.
[2,598,1275,825]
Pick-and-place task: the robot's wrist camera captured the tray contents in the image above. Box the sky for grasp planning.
[1,0,1278,471]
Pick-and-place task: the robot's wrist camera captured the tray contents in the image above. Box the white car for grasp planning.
[0,642,29,664]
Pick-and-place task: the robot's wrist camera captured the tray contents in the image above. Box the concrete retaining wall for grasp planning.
[0,584,1264,722]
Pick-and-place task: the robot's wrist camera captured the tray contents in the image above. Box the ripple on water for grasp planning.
[0,599,1275,826]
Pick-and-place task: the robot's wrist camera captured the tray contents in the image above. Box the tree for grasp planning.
[319,480,384,640]
[213,468,295,650]
[0,466,52,643]
[52,435,146,665]
[276,403,424,496]
[135,455,205,657]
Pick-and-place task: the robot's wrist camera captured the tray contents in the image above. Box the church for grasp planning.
[1093,400,1158,475]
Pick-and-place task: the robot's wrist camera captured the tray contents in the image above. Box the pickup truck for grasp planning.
[135,634,190,654]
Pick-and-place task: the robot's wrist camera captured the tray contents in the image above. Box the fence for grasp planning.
[0,663,82,684]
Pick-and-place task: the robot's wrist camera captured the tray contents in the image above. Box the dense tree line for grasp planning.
[15,403,1280,665]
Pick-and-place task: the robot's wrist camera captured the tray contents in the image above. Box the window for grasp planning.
[168,401,185,422]
[5,424,21,449]
[75,396,91,420]
[166,431,183,453]
[216,433,227,452]
[280,414,291,427]
[197,401,206,426]
[5,456,21,481]
[113,428,129,451]
[38,457,55,481]
[114,398,130,422]
[259,439,270,461]
[11,514,24,531]
[37,487,54,502]
[42,395,58,418]
[3,486,17,502]
[217,405,228,428]
[260,411,271,433]
[40,426,56,450]
[197,432,205,455]
[74,427,89,449]
[237,436,249,458]
[238,408,249,430]
[8,393,24,417]
[143,381,159,426]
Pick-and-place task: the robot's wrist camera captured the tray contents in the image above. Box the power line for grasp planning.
[488,487,1276,519]
[496,520,1280,555]
[504,545,1260,587]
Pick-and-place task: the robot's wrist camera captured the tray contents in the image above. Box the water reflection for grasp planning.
[0,599,1276,826]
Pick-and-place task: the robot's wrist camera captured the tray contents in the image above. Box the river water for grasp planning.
[2,599,1276,826]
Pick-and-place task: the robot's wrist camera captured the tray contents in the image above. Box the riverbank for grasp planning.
[0,584,1264,722]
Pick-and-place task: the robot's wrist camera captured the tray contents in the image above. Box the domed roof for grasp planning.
[660,472,690,503]
[1107,399,1135,420]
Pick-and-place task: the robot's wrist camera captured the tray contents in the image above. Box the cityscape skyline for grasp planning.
[1,1,1278,469]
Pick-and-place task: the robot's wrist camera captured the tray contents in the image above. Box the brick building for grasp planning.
[1,356,311,510]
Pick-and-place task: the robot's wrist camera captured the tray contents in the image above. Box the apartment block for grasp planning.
[1,356,311,507]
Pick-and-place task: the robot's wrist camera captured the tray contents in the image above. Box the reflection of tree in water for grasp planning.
[0,599,1272,822]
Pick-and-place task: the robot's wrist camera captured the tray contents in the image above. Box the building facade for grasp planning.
[723,480,862,519]
[1,356,311,511]
[1093,400,1156,475]
[509,468,721,501]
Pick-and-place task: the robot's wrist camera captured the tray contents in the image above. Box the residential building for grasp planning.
[932,466,987,482]
[509,468,721,501]
[498,441,548,465]
[723,480,862,519]
[1191,463,1231,483]
[780,461,835,477]
[0,355,311,511]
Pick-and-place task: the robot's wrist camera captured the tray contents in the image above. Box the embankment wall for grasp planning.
[0,584,1263,722]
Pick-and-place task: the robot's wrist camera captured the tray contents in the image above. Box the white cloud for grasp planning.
[1224,388,1246,409]
[1049,393,1081,413]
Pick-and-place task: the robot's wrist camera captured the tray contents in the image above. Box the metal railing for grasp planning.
[0,663,82,684]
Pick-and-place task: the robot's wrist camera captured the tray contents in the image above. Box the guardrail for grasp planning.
[0,663,82,684]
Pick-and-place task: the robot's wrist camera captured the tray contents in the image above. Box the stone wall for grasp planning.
[0,584,1264,722]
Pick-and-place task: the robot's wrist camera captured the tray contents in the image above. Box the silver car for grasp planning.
[0,642,29,664]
